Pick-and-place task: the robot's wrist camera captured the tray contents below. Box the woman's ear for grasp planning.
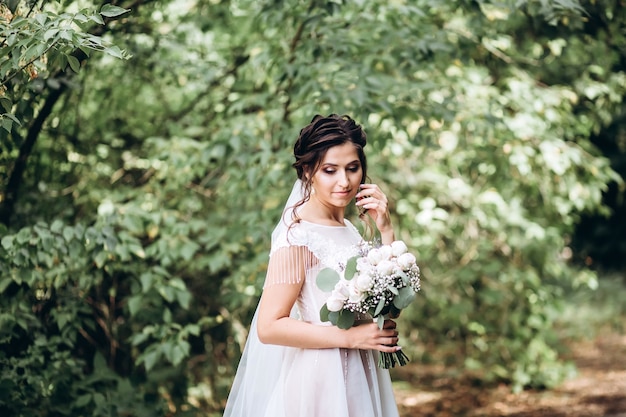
[303,167,312,183]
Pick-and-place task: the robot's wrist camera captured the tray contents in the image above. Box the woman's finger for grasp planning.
[383,320,397,329]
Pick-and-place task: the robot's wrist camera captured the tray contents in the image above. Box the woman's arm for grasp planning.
[256,246,400,352]
[257,285,401,352]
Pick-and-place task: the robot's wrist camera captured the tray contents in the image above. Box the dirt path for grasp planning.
[393,331,626,417]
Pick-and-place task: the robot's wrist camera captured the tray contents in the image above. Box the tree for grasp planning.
[1,0,131,225]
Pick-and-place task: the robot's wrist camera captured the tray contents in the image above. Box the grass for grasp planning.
[557,272,626,340]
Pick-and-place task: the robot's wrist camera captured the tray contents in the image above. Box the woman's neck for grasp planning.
[298,199,345,226]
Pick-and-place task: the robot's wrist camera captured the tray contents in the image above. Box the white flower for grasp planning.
[356,257,374,273]
[378,245,393,261]
[376,259,395,276]
[326,295,345,312]
[390,240,408,257]
[326,281,350,312]
[397,252,417,270]
[355,273,373,291]
[333,280,350,299]
[367,248,383,265]
[349,284,367,303]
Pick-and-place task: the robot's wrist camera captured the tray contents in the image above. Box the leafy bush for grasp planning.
[0,220,169,416]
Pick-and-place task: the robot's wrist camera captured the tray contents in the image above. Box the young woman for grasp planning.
[223,114,401,417]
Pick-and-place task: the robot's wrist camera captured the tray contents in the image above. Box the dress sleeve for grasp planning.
[263,245,319,288]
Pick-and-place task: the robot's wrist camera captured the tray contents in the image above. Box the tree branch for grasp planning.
[0,83,66,226]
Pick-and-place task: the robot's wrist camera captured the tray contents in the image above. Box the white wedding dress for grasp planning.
[223,215,400,417]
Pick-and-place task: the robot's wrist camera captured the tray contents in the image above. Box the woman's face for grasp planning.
[310,142,363,211]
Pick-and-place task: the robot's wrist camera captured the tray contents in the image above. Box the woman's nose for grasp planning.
[338,170,349,186]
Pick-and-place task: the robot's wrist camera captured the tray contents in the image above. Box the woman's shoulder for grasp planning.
[270,221,310,253]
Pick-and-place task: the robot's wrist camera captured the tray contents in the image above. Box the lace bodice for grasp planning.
[273,220,361,263]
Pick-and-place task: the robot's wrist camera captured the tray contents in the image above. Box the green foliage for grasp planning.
[316,267,341,291]
[0,1,130,132]
[359,0,618,391]
[0,0,624,414]
[0,220,170,416]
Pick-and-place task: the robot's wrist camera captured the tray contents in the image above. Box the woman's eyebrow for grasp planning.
[321,160,360,166]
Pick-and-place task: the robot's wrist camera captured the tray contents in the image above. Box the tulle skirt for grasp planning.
[223,313,399,417]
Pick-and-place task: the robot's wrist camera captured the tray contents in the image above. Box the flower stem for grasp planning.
[378,349,410,369]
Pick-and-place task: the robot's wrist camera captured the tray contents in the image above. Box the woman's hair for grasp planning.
[290,113,368,222]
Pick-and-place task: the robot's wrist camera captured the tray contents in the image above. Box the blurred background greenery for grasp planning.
[1,0,625,415]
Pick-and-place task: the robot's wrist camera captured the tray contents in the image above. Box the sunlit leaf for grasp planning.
[100,4,130,18]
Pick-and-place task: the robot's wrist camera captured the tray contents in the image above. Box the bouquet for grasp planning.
[316,240,421,369]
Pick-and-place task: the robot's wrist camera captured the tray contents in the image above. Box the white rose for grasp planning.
[376,259,395,276]
[356,257,374,273]
[378,245,393,261]
[333,281,350,299]
[397,252,417,270]
[326,295,345,312]
[348,284,367,303]
[390,240,408,257]
[355,273,373,291]
[366,248,383,265]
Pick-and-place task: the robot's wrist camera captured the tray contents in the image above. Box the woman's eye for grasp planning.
[322,166,359,174]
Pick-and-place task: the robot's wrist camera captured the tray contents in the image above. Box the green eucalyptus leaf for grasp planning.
[328,311,339,326]
[336,310,355,330]
[319,304,330,323]
[376,315,384,330]
[393,287,416,310]
[374,297,386,317]
[316,268,340,292]
[344,256,358,280]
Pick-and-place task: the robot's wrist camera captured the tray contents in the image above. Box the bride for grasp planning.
[223,114,401,417]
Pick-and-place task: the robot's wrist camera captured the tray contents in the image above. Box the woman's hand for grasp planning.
[355,183,395,244]
[346,319,401,353]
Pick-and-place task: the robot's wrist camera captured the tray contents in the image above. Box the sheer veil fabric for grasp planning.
[223,180,399,417]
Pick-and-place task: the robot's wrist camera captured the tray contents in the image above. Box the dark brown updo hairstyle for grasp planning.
[290,114,368,222]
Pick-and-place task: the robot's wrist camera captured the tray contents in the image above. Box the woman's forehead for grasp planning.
[320,143,360,164]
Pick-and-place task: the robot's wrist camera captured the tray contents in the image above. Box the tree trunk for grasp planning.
[0,83,67,226]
